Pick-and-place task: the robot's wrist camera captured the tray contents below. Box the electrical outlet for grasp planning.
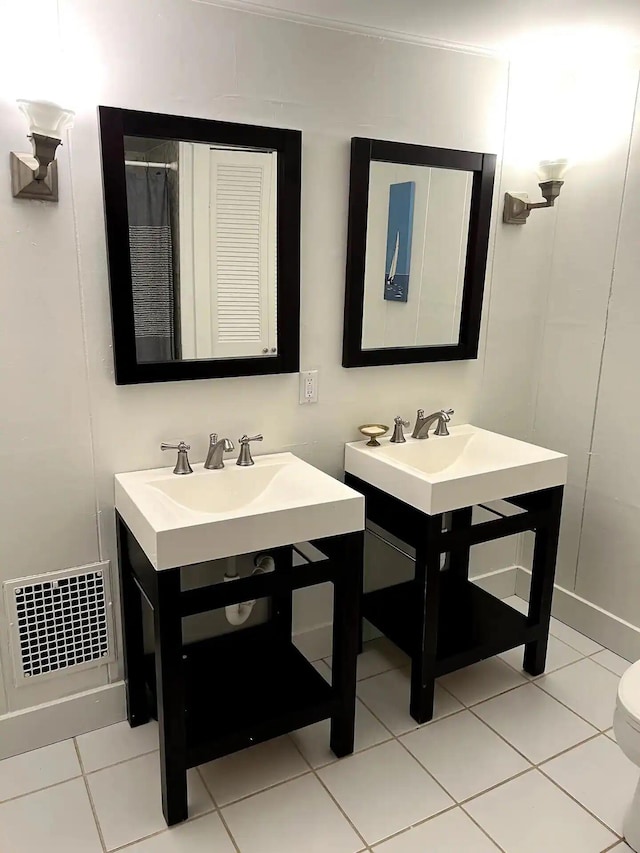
[299,369,318,404]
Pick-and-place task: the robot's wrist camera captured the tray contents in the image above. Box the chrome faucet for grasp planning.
[204,433,235,470]
[237,434,263,467]
[411,409,454,439]
[161,440,193,475]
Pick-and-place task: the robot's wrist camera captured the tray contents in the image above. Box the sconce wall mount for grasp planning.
[503,159,568,225]
[10,100,74,202]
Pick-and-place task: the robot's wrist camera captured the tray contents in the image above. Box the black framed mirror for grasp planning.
[98,106,302,385]
[342,138,496,368]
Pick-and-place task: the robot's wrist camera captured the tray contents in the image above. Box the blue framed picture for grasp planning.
[384,181,415,302]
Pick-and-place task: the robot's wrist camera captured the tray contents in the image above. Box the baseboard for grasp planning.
[0,682,126,761]
[470,565,518,599]
[292,624,333,661]
[516,568,640,663]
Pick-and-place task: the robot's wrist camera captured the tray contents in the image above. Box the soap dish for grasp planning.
[358,424,389,447]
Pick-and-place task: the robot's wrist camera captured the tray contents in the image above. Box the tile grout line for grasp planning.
[0,773,84,807]
[199,763,315,810]
[110,827,173,853]
[533,677,615,732]
[322,654,411,685]
[82,747,160,778]
[392,727,513,851]
[457,766,623,845]
[470,696,602,768]
[73,738,108,853]
[80,747,219,853]
[194,766,242,853]
[451,711,623,843]
[213,810,242,853]
[310,770,373,852]
[500,653,585,682]
[286,729,371,851]
[341,672,514,851]
[458,807,510,853]
[587,652,633,678]
[0,621,622,852]
[354,654,621,848]
[547,628,603,656]
[468,656,614,735]
[342,633,626,847]
[469,680,609,743]
[108,808,224,853]
[538,769,624,841]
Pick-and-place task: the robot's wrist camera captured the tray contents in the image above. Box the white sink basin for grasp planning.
[115,452,364,569]
[151,463,287,514]
[345,424,567,515]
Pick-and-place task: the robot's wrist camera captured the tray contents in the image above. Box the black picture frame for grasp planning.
[98,106,302,385]
[342,137,496,368]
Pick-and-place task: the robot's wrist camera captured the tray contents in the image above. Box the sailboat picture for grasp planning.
[384,180,415,302]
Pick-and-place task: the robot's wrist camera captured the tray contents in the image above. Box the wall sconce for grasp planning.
[503,159,569,224]
[11,100,75,202]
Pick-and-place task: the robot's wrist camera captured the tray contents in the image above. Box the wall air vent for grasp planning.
[4,562,115,685]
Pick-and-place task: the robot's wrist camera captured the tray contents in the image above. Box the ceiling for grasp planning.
[201,0,640,54]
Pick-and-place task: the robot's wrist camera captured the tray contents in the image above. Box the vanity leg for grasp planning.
[154,568,188,826]
[448,507,473,580]
[524,487,564,676]
[116,516,150,728]
[271,546,294,644]
[330,531,363,757]
[410,514,443,724]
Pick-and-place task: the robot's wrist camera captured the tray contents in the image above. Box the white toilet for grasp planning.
[614,659,640,851]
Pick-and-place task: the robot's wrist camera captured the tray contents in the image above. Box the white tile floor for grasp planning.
[0,597,637,853]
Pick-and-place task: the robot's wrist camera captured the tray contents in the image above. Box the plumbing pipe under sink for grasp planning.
[223,554,275,625]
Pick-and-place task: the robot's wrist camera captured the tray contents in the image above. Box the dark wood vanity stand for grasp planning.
[116,514,363,826]
[344,475,563,724]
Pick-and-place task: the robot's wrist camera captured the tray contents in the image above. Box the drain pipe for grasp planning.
[223,554,275,625]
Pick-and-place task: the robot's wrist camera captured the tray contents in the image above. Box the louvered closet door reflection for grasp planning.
[208,148,276,358]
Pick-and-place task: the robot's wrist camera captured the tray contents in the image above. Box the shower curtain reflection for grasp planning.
[125,164,177,362]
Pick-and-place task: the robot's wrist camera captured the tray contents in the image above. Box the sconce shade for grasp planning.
[504,157,568,224]
[17,100,75,140]
[11,100,74,201]
[537,158,570,182]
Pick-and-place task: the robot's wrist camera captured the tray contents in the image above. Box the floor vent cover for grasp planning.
[4,563,114,684]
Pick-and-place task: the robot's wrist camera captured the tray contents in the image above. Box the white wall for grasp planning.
[528,71,640,627]
[185,0,640,55]
[0,0,526,722]
[504,50,640,636]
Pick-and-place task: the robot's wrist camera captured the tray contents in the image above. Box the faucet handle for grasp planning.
[434,409,455,437]
[239,434,263,444]
[390,416,410,444]
[161,440,190,452]
[161,441,193,475]
[237,434,263,467]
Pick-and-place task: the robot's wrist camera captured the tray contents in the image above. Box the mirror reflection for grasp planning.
[362,161,473,350]
[124,136,277,363]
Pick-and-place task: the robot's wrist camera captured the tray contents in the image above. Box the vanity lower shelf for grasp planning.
[363,575,539,677]
[144,623,338,767]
